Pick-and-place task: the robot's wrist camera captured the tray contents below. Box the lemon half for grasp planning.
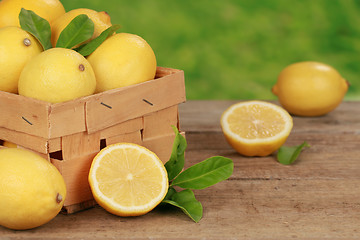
[221,101,293,157]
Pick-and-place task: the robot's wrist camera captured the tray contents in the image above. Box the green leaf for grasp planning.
[56,14,94,49]
[162,189,203,223]
[277,141,310,165]
[163,186,177,201]
[171,156,233,189]
[164,126,187,181]
[74,24,121,56]
[19,8,52,50]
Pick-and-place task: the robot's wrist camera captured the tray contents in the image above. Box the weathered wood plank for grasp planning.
[1,179,358,239]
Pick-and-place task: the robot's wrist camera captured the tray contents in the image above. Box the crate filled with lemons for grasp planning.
[0,0,185,230]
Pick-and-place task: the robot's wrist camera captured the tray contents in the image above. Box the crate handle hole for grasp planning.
[100,139,107,150]
[50,150,63,160]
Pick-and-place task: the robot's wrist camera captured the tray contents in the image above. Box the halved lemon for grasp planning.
[88,143,168,217]
[220,101,293,157]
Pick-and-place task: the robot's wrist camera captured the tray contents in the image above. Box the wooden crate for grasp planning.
[0,67,186,213]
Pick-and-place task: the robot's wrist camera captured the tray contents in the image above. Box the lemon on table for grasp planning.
[0,0,65,28]
[87,33,157,93]
[0,26,42,93]
[51,8,112,47]
[88,143,168,217]
[272,61,349,116]
[18,48,96,103]
[220,101,293,157]
[0,148,66,230]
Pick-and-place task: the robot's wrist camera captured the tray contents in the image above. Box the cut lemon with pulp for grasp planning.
[88,143,168,217]
[221,101,293,157]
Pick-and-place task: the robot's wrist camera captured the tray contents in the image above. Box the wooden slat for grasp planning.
[48,98,88,138]
[0,91,50,138]
[142,132,185,164]
[51,153,96,206]
[142,105,179,140]
[62,199,97,214]
[0,126,49,154]
[155,66,182,78]
[85,68,186,134]
[48,137,62,153]
[105,130,142,146]
[100,117,143,139]
[61,131,100,160]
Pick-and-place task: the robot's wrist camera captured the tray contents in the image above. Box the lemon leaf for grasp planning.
[74,24,121,57]
[162,189,203,223]
[171,156,234,189]
[19,8,52,50]
[56,14,94,49]
[277,141,310,165]
[164,126,187,181]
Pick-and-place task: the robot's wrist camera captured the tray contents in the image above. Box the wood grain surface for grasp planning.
[1,100,359,240]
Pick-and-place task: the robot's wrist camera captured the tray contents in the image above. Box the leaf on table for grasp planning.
[277,141,310,165]
[164,126,187,181]
[171,156,234,189]
[19,8,52,50]
[74,24,121,56]
[162,189,203,223]
[56,14,94,49]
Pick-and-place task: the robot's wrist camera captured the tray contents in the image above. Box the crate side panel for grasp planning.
[61,131,100,160]
[142,132,185,164]
[0,91,50,138]
[48,99,87,138]
[51,153,96,206]
[142,105,179,141]
[86,69,186,134]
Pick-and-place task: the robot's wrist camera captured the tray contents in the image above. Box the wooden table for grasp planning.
[1,100,359,239]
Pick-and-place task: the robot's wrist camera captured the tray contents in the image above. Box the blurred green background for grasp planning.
[62,0,360,100]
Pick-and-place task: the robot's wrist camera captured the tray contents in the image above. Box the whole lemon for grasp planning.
[0,0,65,28]
[51,8,112,47]
[0,26,42,93]
[87,33,157,93]
[18,48,96,103]
[272,61,348,116]
[0,148,66,230]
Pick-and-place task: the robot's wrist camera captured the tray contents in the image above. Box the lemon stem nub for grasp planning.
[79,64,85,71]
[56,193,63,203]
[23,38,31,46]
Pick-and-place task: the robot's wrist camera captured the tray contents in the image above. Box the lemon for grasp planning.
[0,148,66,230]
[51,8,112,47]
[2,141,17,148]
[0,26,42,93]
[0,0,65,28]
[87,33,157,93]
[220,101,293,157]
[18,48,96,103]
[272,61,349,116]
[88,143,168,217]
